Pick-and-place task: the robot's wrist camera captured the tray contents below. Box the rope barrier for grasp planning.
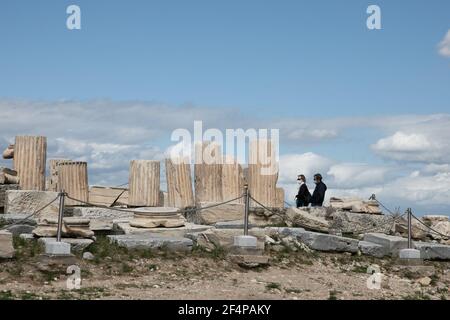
[65,194,246,215]
[180,195,245,214]
[0,195,60,231]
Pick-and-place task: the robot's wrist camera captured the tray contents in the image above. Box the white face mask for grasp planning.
[297,180,303,185]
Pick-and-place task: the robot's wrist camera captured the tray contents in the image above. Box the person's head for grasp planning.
[297,174,306,184]
[313,173,323,184]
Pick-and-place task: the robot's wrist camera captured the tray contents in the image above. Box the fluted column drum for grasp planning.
[57,161,89,206]
[47,159,70,192]
[129,160,160,207]
[194,142,223,204]
[248,139,279,208]
[222,156,244,204]
[165,157,194,208]
[14,136,47,191]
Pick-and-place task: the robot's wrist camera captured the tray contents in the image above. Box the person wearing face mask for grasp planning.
[311,173,327,207]
[295,174,311,208]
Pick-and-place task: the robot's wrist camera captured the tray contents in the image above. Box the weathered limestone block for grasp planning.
[248,139,278,208]
[14,136,47,191]
[422,215,449,224]
[395,220,428,240]
[108,234,193,252]
[296,231,359,253]
[358,241,388,258]
[286,207,330,233]
[194,142,223,204]
[0,184,19,208]
[165,158,194,208]
[0,231,15,259]
[363,233,409,256]
[129,160,160,207]
[89,219,114,232]
[33,217,94,238]
[72,206,133,219]
[429,221,450,239]
[414,242,450,260]
[330,210,394,235]
[88,186,129,207]
[113,221,212,236]
[0,214,37,225]
[186,202,245,225]
[330,197,382,214]
[5,190,59,218]
[186,228,266,251]
[264,227,306,238]
[249,207,286,226]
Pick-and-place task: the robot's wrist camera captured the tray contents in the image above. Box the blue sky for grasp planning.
[0,1,449,215]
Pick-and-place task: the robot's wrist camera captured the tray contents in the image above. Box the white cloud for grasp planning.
[327,163,391,189]
[372,128,449,163]
[438,30,450,57]
[279,152,335,184]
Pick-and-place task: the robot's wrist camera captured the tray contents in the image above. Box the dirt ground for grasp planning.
[0,236,449,300]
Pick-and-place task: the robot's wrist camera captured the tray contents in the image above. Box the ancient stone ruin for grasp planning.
[1,135,450,264]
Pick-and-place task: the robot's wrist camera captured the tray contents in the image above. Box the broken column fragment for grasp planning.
[221,155,244,204]
[129,160,160,207]
[165,157,194,209]
[57,161,89,206]
[248,139,278,208]
[194,141,223,204]
[14,136,47,191]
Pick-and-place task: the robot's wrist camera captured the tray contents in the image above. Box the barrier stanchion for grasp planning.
[57,190,66,242]
[243,184,250,236]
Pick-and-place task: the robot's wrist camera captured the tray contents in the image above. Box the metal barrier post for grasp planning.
[244,184,250,236]
[407,208,412,249]
[57,190,66,242]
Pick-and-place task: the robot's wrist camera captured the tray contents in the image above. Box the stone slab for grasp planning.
[358,241,388,258]
[107,234,193,252]
[363,233,409,256]
[297,231,359,253]
[72,206,134,219]
[264,227,306,238]
[215,220,256,230]
[330,211,394,235]
[5,190,59,218]
[5,224,35,236]
[0,214,37,225]
[113,221,212,236]
[414,242,450,260]
[0,184,19,208]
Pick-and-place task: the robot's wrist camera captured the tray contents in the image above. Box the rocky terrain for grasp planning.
[0,235,449,300]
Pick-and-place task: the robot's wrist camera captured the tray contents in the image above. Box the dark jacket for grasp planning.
[296,183,311,204]
[311,181,327,207]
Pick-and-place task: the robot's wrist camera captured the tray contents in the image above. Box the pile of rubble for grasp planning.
[329,197,382,214]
